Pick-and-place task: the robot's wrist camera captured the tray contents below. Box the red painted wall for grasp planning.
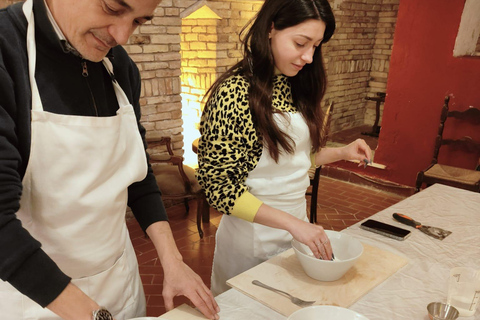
[334,0,480,187]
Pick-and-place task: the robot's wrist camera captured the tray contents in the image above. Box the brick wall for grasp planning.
[1,0,399,154]
[124,0,184,156]
[324,0,399,133]
[365,1,398,129]
[142,0,399,154]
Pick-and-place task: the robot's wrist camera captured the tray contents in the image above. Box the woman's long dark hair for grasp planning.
[204,0,335,162]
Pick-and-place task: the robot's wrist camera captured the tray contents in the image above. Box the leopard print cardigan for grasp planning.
[196,73,300,221]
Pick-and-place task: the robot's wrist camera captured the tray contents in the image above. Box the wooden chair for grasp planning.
[415,96,480,193]
[147,136,208,238]
[307,102,334,223]
[362,92,386,138]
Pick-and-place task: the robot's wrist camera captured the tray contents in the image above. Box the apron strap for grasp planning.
[23,0,42,112]
[102,58,132,109]
[102,58,116,83]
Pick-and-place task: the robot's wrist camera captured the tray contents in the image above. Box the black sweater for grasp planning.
[0,0,167,308]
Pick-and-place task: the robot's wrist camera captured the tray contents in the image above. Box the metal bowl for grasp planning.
[427,302,459,320]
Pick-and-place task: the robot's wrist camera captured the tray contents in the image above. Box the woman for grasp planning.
[197,0,372,296]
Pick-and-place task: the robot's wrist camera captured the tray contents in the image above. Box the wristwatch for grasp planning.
[92,307,113,320]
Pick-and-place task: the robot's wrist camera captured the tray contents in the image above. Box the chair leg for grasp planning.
[309,167,321,224]
[195,192,211,239]
[196,194,207,239]
[196,205,204,239]
[201,196,210,223]
[414,172,424,193]
[310,183,319,224]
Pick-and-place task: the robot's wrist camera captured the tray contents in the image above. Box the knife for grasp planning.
[392,213,452,240]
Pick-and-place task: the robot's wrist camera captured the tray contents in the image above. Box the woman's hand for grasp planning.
[315,138,372,167]
[287,219,333,260]
[254,204,333,260]
[341,138,372,165]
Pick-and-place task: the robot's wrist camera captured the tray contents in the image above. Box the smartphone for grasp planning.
[360,219,411,241]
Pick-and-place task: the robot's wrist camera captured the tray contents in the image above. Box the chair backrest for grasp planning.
[146,136,174,156]
[321,101,335,147]
[307,102,334,180]
[147,136,194,195]
[431,96,480,167]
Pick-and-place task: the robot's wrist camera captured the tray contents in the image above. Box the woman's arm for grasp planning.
[315,138,372,167]
[197,75,263,221]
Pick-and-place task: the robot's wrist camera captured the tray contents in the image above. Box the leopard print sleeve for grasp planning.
[196,75,262,216]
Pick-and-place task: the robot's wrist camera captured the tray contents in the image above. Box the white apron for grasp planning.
[211,112,312,295]
[0,0,148,318]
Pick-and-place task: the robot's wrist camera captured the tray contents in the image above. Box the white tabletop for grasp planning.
[213,184,480,319]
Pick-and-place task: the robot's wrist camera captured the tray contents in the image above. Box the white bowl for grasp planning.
[291,230,363,281]
[288,305,370,320]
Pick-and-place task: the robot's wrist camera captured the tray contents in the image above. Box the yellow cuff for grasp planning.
[231,191,263,222]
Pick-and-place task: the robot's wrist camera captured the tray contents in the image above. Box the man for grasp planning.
[0,0,219,319]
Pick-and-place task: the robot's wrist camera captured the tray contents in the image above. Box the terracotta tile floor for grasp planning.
[126,175,405,316]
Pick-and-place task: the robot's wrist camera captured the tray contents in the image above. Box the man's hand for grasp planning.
[162,258,219,320]
[146,221,220,320]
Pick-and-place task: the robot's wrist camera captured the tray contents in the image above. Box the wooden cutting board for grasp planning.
[227,243,408,317]
[159,304,205,320]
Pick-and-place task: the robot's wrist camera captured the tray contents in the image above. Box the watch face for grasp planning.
[94,308,113,320]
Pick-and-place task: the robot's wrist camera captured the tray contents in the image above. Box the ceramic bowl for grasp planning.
[287,305,369,320]
[291,230,363,281]
[427,302,459,320]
